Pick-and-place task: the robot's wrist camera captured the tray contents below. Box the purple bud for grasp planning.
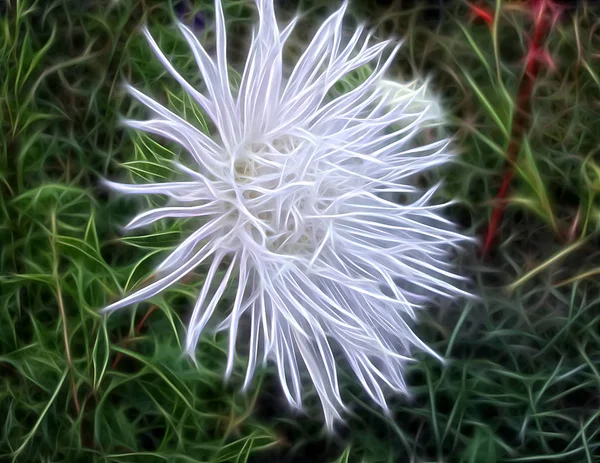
[193,12,206,31]
[173,0,205,32]
[173,0,187,18]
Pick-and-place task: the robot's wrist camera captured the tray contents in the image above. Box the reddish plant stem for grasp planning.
[481,0,554,256]
[111,305,158,369]
[110,273,196,369]
[468,3,495,28]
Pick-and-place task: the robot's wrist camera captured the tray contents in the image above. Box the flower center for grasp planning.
[228,136,331,257]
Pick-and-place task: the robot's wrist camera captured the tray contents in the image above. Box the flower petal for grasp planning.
[102,241,218,313]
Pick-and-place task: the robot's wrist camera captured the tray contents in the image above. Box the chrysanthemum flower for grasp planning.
[103,0,471,428]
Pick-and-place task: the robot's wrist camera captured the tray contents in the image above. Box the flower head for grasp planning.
[103,0,470,428]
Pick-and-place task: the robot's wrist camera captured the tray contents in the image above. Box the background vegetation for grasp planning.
[1,0,598,461]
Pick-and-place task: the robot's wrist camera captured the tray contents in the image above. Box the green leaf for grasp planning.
[463,71,511,140]
[515,139,557,233]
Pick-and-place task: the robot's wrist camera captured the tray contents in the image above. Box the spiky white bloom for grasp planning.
[103,0,470,428]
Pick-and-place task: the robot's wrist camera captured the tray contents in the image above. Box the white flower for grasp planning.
[103,0,471,428]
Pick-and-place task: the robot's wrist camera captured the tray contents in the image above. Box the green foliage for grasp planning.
[1,0,600,462]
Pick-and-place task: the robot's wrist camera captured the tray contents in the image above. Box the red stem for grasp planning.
[111,304,157,369]
[481,0,553,256]
[110,273,196,369]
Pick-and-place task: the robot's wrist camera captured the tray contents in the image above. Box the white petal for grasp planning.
[282,2,347,101]
[177,21,239,147]
[102,179,208,201]
[225,253,250,378]
[140,27,216,122]
[156,213,231,274]
[124,203,221,230]
[185,252,237,355]
[102,241,217,313]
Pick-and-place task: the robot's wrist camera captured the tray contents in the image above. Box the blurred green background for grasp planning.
[1,0,599,461]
